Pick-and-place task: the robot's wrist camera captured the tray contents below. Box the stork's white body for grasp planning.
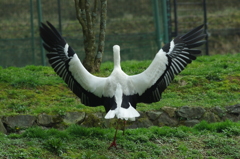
[40,22,206,122]
[68,45,169,120]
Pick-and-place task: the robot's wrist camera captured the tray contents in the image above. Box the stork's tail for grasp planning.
[117,103,140,121]
[105,103,140,121]
[105,84,140,121]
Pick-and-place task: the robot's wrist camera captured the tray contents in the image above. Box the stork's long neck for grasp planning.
[113,45,121,70]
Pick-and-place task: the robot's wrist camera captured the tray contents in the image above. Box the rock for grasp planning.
[37,113,53,126]
[0,104,239,133]
[93,112,104,119]
[3,115,36,129]
[212,106,225,118]
[37,113,62,126]
[156,112,178,127]
[128,112,153,128]
[128,118,153,129]
[0,118,7,134]
[223,113,240,122]
[63,112,85,125]
[161,106,177,117]
[224,104,240,122]
[82,112,105,127]
[146,111,162,120]
[184,120,200,127]
[202,112,220,123]
[226,104,240,115]
[176,106,205,120]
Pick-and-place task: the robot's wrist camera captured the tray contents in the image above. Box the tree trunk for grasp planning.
[74,0,107,73]
[94,0,107,72]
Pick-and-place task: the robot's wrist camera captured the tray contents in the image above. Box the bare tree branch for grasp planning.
[79,0,85,9]
[74,0,87,32]
[92,0,98,27]
[79,0,87,29]
[94,0,107,71]
[85,0,93,37]
[79,0,95,72]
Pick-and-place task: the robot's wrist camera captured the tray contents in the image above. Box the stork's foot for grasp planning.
[108,140,117,150]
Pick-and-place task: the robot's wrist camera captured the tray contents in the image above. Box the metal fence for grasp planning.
[0,0,160,67]
[0,0,239,67]
[175,0,240,56]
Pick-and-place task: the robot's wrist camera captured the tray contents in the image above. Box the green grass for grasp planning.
[0,120,240,158]
[0,54,240,158]
[0,54,240,116]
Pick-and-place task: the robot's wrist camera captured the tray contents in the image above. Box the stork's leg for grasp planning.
[108,119,120,149]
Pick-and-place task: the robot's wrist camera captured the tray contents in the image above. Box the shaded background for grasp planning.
[0,0,239,67]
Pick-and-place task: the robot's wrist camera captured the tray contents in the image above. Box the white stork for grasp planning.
[40,22,206,149]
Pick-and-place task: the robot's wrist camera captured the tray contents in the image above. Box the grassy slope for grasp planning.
[0,121,240,158]
[0,54,240,158]
[0,54,240,116]
[0,54,240,115]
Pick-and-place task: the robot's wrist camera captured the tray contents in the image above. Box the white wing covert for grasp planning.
[129,25,206,103]
[40,21,107,107]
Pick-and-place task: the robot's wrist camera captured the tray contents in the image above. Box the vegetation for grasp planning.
[0,1,239,158]
[0,120,240,158]
[1,54,239,158]
[0,54,240,116]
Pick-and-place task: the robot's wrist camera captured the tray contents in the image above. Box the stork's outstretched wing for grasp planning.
[40,21,108,107]
[129,25,206,103]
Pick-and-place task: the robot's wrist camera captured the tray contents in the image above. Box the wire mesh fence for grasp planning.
[0,0,239,67]
[175,0,240,55]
